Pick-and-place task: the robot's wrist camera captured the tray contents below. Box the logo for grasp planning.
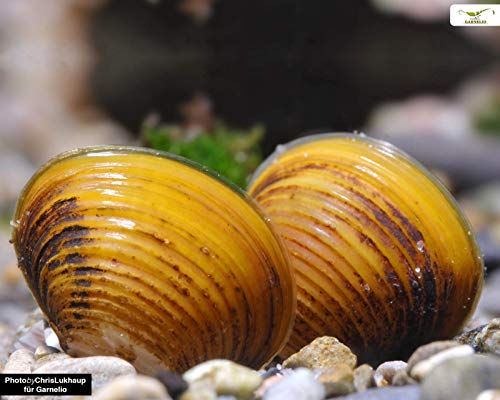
[458,7,495,24]
[450,4,500,26]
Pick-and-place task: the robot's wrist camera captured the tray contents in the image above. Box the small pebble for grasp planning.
[3,348,34,373]
[420,354,500,400]
[406,340,461,372]
[410,344,474,381]
[180,379,217,400]
[156,369,188,398]
[317,363,354,396]
[34,356,136,390]
[282,337,357,370]
[332,385,421,400]
[373,361,407,387]
[263,368,326,400]
[476,390,500,400]
[455,319,500,354]
[95,374,172,400]
[353,364,375,392]
[183,359,262,399]
[475,318,500,356]
[455,325,484,349]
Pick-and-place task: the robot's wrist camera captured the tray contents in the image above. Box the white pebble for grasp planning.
[3,349,35,373]
[411,344,474,380]
[374,360,407,386]
[476,389,500,400]
[263,368,325,400]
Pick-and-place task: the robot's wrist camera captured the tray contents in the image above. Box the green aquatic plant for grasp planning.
[142,121,264,188]
[475,97,500,137]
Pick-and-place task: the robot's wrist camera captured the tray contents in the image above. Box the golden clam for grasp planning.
[248,133,484,363]
[12,146,296,374]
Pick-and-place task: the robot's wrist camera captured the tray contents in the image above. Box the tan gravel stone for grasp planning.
[95,375,172,400]
[317,363,355,396]
[282,337,357,370]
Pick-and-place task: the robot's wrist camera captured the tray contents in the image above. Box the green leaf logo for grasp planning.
[451,5,499,26]
[457,8,495,18]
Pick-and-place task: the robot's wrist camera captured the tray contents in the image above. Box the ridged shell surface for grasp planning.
[12,146,296,374]
[248,134,484,363]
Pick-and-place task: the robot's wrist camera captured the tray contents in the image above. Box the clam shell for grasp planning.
[12,146,296,374]
[248,133,484,363]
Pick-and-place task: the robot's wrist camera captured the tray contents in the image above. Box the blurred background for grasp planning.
[0,0,499,336]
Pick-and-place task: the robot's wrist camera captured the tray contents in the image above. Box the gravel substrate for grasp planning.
[1,313,499,400]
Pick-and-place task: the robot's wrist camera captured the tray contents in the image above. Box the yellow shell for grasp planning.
[248,133,484,363]
[12,146,296,374]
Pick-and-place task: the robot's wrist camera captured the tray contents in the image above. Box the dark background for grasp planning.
[90,0,495,153]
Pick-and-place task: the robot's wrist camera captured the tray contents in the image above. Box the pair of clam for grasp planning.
[12,134,483,374]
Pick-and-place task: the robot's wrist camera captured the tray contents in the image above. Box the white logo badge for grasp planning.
[450,4,500,26]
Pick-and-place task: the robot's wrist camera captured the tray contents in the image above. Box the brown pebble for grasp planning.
[282,337,357,370]
[317,363,355,396]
